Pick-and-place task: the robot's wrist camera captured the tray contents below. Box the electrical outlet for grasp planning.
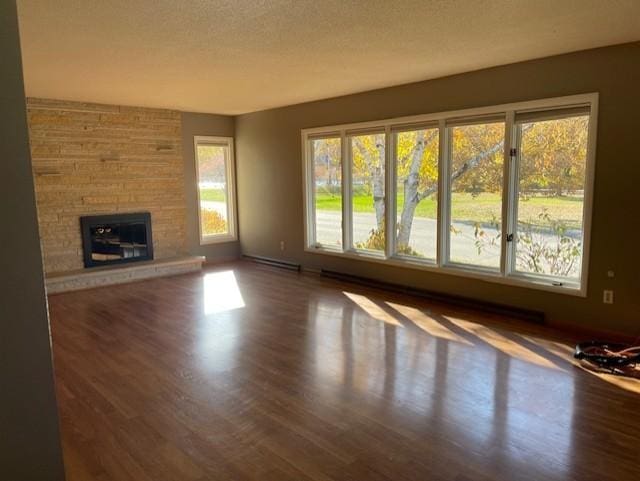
[603,290,614,304]
[280,240,285,251]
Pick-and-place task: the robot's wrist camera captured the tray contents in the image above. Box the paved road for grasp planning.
[316,210,501,267]
[202,200,500,266]
[202,201,578,274]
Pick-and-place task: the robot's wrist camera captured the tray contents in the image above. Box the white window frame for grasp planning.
[347,129,388,256]
[301,93,598,296]
[507,108,595,287]
[442,114,507,273]
[391,122,440,264]
[194,135,237,244]
[306,133,344,252]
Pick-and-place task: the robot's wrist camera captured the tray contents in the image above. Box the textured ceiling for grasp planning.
[16,0,640,115]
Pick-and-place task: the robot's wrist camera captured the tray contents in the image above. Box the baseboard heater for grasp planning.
[243,255,301,272]
[321,269,544,324]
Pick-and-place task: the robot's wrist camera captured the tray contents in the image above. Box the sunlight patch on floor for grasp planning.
[520,335,575,367]
[578,364,640,394]
[524,337,640,394]
[203,271,245,314]
[444,316,562,371]
[343,292,402,326]
[386,302,472,345]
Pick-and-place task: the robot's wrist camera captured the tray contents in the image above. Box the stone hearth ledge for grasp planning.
[45,256,206,294]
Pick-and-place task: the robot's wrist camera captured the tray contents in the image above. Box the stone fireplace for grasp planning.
[27,98,205,292]
[27,98,187,274]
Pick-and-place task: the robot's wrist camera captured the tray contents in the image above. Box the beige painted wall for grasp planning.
[27,98,187,274]
[181,112,239,262]
[0,1,65,478]
[235,42,640,336]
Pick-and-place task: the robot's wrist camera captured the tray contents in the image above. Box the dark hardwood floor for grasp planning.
[48,261,640,481]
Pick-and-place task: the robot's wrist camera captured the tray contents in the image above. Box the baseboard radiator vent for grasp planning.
[321,269,544,324]
[243,255,301,272]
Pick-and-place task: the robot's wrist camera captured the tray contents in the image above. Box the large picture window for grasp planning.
[195,136,237,244]
[302,94,598,295]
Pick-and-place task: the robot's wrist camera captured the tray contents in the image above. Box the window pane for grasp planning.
[515,115,589,280]
[395,127,439,259]
[449,122,505,268]
[312,138,342,247]
[351,133,386,252]
[197,143,229,236]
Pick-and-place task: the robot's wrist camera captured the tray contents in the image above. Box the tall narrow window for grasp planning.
[311,137,342,248]
[195,136,236,243]
[448,120,505,269]
[513,111,590,283]
[350,133,386,252]
[395,127,439,259]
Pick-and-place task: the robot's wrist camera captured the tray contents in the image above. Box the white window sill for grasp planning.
[200,234,238,245]
[304,245,585,297]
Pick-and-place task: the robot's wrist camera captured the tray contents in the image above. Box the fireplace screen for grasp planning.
[80,213,153,268]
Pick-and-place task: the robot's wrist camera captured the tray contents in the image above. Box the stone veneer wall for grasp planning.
[27,98,187,274]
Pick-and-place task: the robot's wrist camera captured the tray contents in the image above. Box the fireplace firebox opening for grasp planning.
[80,212,153,268]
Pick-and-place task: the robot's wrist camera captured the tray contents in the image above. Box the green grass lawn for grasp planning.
[315,191,583,228]
[200,188,226,202]
[200,187,583,228]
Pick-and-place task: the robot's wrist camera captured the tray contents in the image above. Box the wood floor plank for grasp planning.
[48,261,640,480]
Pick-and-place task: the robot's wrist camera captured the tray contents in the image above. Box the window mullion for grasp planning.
[307,136,316,247]
[225,143,235,239]
[342,131,351,252]
[384,126,394,259]
[436,119,448,267]
[501,111,515,276]
[508,119,522,276]
[579,101,598,292]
